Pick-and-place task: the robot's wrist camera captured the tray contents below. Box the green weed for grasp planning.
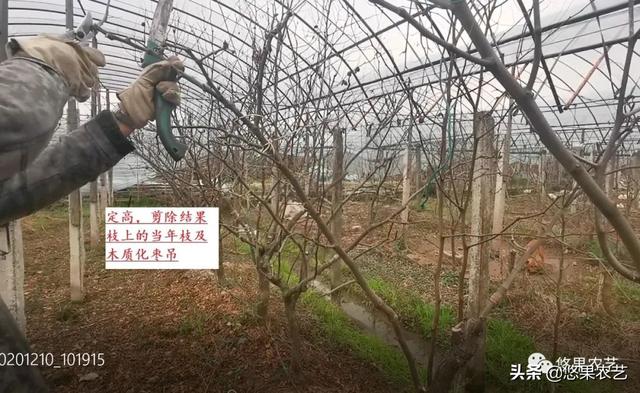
[367,277,455,343]
[364,277,607,392]
[114,194,165,207]
[178,310,208,337]
[55,302,80,323]
[234,238,252,255]
[302,291,419,390]
[440,270,459,287]
[485,318,540,391]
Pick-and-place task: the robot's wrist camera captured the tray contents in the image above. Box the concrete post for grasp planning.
[105,90,114,204]
[0,221,26,332]
[492,103,512,245]
[66,0,85,302]
[68,98,85,302]
[89,38,99,247]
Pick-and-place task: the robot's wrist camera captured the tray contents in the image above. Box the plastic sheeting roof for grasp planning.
[7,0,640,154]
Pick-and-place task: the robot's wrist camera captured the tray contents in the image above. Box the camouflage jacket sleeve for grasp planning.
[0,58,134,226]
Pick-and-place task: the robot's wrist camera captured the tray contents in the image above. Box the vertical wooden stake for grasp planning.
[330,127,344,296]
[0,221,26,332]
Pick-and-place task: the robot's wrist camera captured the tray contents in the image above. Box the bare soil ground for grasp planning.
[21,205,394,393]
[18,192,640,392]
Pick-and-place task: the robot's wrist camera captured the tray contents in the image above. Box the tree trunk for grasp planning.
[596,270,615,317]
[400,125,413,246]
[538,150,546,202]
[217,235,226,285]
[330,128,344,298]
[460,111,496,392]
[284,293,303,372]
[256,254,271,321]
[413,147,422,191]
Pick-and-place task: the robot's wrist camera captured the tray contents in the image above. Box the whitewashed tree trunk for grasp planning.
[0,221,26,332]
[463,111,497,391]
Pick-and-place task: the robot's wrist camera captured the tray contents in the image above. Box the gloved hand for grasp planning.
[7,35,105,102]
[116,56,183,130]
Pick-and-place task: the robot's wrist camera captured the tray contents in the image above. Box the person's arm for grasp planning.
[0,44,182,226]
[0,110,134,225]
[0,58,134,226]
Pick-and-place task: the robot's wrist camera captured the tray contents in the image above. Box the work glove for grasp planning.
[116,56,183,130]
[6,35,105,102]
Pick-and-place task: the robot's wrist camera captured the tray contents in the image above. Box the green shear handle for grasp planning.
[143,42,187,161]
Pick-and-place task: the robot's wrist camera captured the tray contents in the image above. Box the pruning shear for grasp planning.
[65,11,95,44]
[68,7,188,162]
